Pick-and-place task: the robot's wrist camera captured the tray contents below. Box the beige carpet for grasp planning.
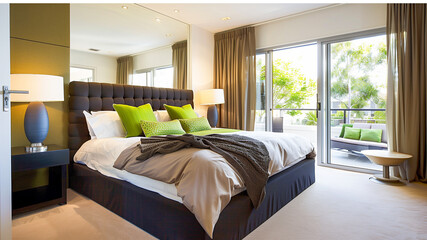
[12,166,427,240]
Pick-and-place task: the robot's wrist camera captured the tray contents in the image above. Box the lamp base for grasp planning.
[207,105,218,127]
[26,143,48,153]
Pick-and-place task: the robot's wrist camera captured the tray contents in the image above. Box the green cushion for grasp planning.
[343,127,361,140]
[113,104,157,137]
[164,104,197,120]
[339,124,353,138]
[179,117,211,133]
[360,129,382,142]
[140,120,185,137]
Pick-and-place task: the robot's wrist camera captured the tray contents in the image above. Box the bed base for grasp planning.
[69,158,315,240]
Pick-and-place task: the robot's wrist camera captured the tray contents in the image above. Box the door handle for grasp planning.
[2,86,29,112]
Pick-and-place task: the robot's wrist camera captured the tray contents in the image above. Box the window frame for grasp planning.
[134,65,174,88]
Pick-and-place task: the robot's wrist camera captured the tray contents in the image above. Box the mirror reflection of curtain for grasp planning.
[172,41,187,89]
[214,27,256,131]
[386,4,427,181]
[117,56,133,84]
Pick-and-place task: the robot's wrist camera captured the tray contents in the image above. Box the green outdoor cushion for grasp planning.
[179,117,211,133]
[343,127,361,140]
[360,129,382,142]
[164,104,198,120]
[140,120,185,137]
[339,124,353,138]
[113,104,157,137]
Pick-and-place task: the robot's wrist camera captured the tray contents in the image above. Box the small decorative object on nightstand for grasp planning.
[11,145,69,215]
[361,150,412,183]
[11,74,64,152]
[199,89,225,127]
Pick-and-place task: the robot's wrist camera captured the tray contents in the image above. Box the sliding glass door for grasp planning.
[320,32,387,171]
[257,29,387,173]
[256,44,318,150]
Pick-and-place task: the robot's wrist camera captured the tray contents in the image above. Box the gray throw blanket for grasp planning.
[115,134,271,208]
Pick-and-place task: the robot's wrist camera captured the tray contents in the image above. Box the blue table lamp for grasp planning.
[11,74,64,152]
[199,89,225,127]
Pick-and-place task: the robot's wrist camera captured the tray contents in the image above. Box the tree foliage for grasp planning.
[260,59,316,116]
[331,41,387,110]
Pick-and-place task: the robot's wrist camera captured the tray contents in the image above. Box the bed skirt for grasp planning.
[69,158,315,240]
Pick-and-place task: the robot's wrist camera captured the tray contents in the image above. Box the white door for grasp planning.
[0,4,11,240]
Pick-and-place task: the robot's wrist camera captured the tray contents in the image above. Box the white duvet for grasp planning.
[74,131,315,237]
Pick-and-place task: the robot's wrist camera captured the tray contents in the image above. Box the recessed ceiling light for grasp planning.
[121,6,128,10]
[174,9,180,13]
[89,48,100,52]
[155,18,161,22]
[221,17,231,21]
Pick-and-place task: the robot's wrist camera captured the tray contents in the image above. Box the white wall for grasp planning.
[188,25,214,116]
[256,4,387,50]
[70,50,117,83]
[0,4,11,239]
[133,46,172,71]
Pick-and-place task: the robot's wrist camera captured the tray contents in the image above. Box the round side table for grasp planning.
[361,150,412,182]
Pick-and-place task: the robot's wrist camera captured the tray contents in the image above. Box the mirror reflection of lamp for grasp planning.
[11,74,64,152]
[199,89,224,128]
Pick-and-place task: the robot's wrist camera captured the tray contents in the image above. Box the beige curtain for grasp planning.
[117,56,133,84]
[214,27,256,131]
[386,4,427,181]
[172,41,187,89]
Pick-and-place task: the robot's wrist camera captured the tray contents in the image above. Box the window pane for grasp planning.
[133,72,148,86]
[255,54,266,131]
[271,44,317,146]
[329,34,387,171]
[154,67,173,88]
[272,44,317,110]
[70,67,93,82]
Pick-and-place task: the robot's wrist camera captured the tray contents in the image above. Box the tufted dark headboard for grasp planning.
[68,81,194,161]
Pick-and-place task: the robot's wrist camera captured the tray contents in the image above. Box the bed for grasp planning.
[68,81,316,240]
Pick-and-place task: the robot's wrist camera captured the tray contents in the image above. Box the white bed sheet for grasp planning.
[74,137,183,203]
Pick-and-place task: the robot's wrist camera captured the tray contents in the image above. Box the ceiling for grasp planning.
[71,4,334,57]
[70,4,188,57]
[143,3,333,33]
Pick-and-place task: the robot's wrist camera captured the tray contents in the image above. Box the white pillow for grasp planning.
[82,111,125,139]
[155,110,201,122]
[83,111,97,139]
[155,110,171,122]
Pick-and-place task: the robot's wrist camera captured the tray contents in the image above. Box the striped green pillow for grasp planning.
[140,120,185,137]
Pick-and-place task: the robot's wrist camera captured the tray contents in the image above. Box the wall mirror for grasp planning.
[70,4,189,89]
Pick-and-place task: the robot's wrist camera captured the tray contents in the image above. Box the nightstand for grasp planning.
[11,145,69,215]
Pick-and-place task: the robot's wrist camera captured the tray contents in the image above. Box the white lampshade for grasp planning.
[11,74,64,102]
[199,89,225,105]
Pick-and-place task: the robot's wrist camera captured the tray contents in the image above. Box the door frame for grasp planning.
[0,3,11,240]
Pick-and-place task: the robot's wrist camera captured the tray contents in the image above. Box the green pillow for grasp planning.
[360,129,382,142]
[113,104,157,137]
[164,104,197,119]
[140,120,185,137]
[179,117,211,133]
[343,127,361,140]
[339,124,353,138]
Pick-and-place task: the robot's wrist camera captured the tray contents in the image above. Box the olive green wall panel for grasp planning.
[10,4,70,47]
[10,35,70,148]
[10,4,70,191]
